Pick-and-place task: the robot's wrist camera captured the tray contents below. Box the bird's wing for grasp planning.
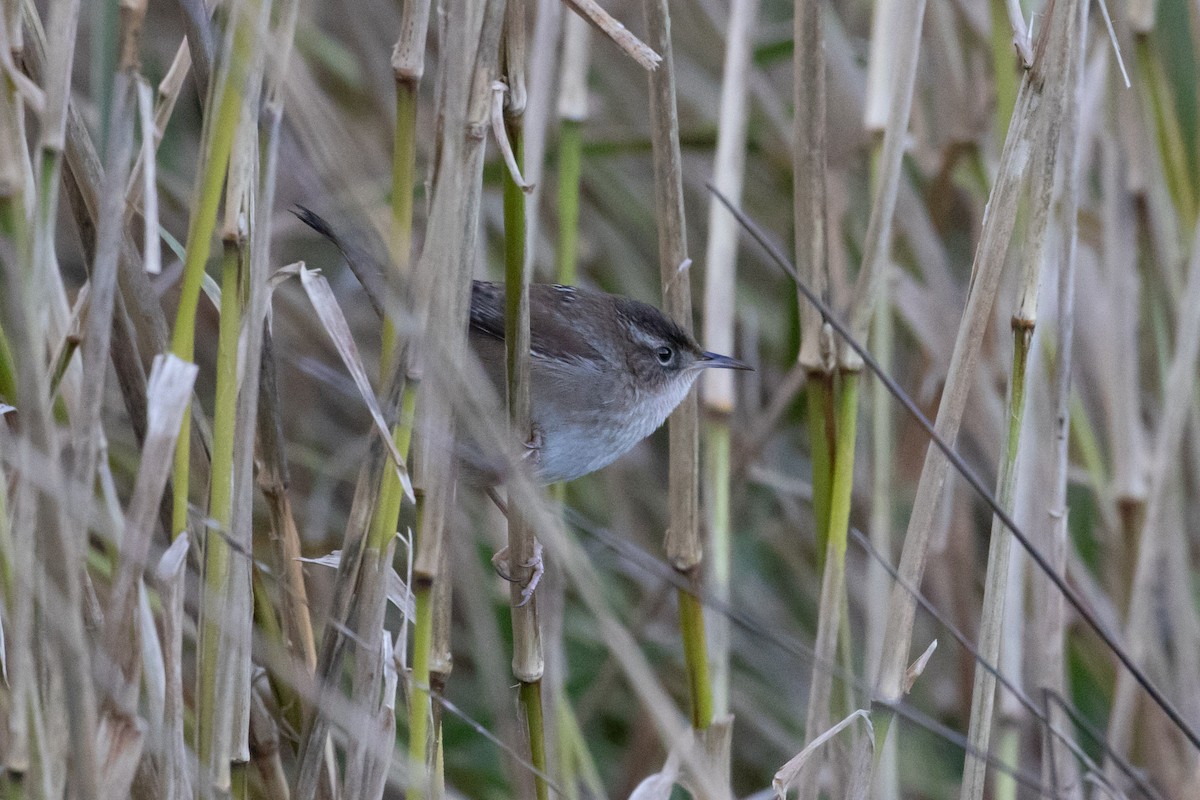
[470,282,608,365]
[469,281,507,341]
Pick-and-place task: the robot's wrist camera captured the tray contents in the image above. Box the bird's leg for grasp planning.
[486,486,544,606]
[491,539,544,607]
[522,423,544,467]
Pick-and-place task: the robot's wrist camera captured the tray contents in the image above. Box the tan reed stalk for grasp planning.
[701,0,757,720]
[641,0,711,732]
[407,0,507,795]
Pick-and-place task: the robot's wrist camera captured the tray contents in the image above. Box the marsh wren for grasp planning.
[295,207,749,484]
[467,280,749,484]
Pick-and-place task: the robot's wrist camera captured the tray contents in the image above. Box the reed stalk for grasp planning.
[169,0,255,539]
[407,0,506,795]
[959,2,1077,793]
[196,238,244,783]
[641,0,711,732]
[701,0,757,719]
[957,328,1031,800]
[555,11,590,286]
[502,7,550,791]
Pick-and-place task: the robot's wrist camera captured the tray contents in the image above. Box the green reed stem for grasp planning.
[678,587,714,728]
[556,119,583,285]
[408,577,433,800]
[521,680,550,800]
[704,416,732,717]
[807,373,835,560]
[959,324,1030,800]
[169,2,254,538]
[197,240,243,767]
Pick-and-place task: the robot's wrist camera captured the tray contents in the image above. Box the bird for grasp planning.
[296,206,749,603]
[294,206,750,486]
[465,280,749,484]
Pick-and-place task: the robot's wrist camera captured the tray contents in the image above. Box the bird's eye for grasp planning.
[656,346,673,365]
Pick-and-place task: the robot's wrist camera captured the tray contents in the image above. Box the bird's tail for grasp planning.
[292,205,394,321]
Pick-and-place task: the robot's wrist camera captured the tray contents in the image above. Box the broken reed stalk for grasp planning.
[641,0,711,731]
[169,0,254,539]
[701,0,757,720]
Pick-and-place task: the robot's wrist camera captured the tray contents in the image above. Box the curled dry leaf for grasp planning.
[772,709,874,799]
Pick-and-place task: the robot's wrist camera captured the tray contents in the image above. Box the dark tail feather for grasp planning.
[291,205,391,321]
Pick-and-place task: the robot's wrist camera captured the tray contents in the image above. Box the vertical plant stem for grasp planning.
[867,263,897,800]
[807,376,834,558]
[407,0,504,796]
[642,0,709,731]
[555,11,590,286]
[701,0,757,719]
[989,0,1019,144]
[555,119,583,285]
[799,372,859,800]
[677,590,713,728]
[408,576,434,800]
[958,325,1031,800]
[1136,36,1197,225]
[520,681,550,800]
[170,0,253,538]
[197,239,243,786]
[703,419,732,714]
[503,41,550,784]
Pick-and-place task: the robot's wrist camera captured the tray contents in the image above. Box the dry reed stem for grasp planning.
[519,0,561,281]
[560,0,659,71]
[701,0,756,416]
[873,56,1044,706]
[959,1,1078,795]
[793,0,830,373]
[642,0,701,575]
[846,0,929,353]
[1106,176,1200,766]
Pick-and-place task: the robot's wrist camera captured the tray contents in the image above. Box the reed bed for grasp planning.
[1,0,1198,797]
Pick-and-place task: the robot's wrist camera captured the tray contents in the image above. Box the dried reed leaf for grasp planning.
[296,265,414,500]
[772,709,873,799]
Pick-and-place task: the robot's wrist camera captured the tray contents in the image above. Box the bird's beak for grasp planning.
[699,351,753,371]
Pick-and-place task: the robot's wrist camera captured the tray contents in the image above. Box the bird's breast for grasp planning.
[532,370,696,483]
